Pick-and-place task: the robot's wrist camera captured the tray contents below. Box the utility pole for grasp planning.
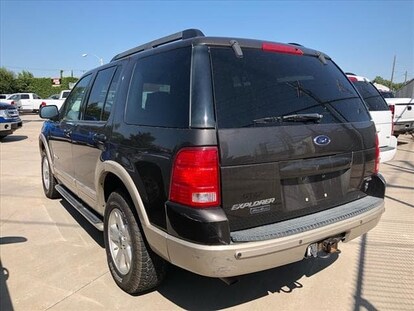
[390,55,396,89]
[404,71,408,84]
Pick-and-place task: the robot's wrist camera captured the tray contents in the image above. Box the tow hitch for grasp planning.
[306,236,342,259]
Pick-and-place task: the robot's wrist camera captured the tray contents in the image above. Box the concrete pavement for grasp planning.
[1,113,413,310]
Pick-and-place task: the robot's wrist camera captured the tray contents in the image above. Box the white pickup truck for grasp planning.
[7,93,45,112]
[385,98,414,137]
[14,90,71,113]
[41,90,71,110]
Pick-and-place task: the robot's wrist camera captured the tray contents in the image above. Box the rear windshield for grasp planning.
[210,48,371,128]
[379,91,395,98]
[352,81,390,111]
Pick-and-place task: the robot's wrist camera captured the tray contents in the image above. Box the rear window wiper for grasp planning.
[281,113,323,122]
[253,113,323,124]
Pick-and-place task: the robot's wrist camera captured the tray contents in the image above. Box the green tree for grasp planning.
[0,67,17,94]
[372,76,404,91]
[15,70,35,93]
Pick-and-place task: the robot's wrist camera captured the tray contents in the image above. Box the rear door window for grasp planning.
[210,48,370,128]
[125,47,191,128]
[352,81,390,111]
[83,67,117,121]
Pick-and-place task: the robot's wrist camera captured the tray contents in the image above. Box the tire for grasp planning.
[41,150,60,199]
[104,191,166,294]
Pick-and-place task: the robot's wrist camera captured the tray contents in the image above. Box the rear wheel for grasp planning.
[41,150,60,199]
[104,191,166,294]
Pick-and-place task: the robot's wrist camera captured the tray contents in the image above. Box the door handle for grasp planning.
[63,129,72,137]
[93,133,107,144]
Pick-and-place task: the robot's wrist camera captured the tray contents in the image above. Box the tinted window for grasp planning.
[63,75,92,121]
[83,67,116,121]
[102,68,121,121]
[210,48,370,128]
[379,91,395,98]
[125,47,191,127]
[352,81,389,111]
[21,94,30,99]
[34,94,41,99]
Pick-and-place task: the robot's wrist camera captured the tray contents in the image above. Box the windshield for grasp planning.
[352,81,389,111]
[210,47,370,128]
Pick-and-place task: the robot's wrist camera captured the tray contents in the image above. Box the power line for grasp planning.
[2,65,87,72]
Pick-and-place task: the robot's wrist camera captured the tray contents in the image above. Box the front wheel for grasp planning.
[41,150,60,199]
[104,191,166,294]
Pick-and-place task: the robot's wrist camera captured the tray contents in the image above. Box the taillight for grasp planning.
[170,147,220,208]
[347,76,358,82]
[262,43,303,55]
[389,104,395,134]
[11,101,15,105]
[374,134,380,174]
[40,102,47,107]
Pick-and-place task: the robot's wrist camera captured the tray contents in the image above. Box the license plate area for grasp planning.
[282,169,351,212]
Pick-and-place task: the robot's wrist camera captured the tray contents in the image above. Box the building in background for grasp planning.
[396,79,414,98]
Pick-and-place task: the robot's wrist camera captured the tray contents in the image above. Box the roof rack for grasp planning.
[111,29,205,62]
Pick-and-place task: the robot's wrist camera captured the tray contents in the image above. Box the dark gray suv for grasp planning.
[39,29,385,294]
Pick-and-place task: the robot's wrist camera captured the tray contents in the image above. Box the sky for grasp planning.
[0,0,413,83]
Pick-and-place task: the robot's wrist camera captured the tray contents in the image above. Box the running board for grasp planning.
[55,185,104,231]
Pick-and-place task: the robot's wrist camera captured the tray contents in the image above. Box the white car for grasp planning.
[347,74,397,163]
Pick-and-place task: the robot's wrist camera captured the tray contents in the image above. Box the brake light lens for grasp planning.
[374,134,380,174]
[347,76,358,82]
[41,102,47,108]
[170,147,220,208]
[262,43,303,55]
[11,101,15,105]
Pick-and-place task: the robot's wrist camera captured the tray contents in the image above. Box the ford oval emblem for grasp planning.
[314,135,331,146]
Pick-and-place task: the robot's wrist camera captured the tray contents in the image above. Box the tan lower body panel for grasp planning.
[161,202,384,278]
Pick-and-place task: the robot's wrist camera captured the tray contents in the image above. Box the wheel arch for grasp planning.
[96,160,169,260]
[39,133,55,175]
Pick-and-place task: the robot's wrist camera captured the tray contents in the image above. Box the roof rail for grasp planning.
[111,29,205,62]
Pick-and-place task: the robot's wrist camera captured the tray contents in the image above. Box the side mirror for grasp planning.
[40,105,59,120]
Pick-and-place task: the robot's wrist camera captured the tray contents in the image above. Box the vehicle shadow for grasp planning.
[0,236,27,311]
[58,200,105,248]
[0,135,28,143]
[55,197,339,307]
[157,253,338,309]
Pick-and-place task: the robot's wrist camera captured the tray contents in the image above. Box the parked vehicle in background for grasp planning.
[0,102,22,139]
[0,94,11,100]
[2,93,23,108]
[9,93,47,112]
[347,74,397,163]
[42,90,71,110]
[373,83,395,98]
[39,29,386,294]
[378,90,395,98]
[385,97,414,136]
[47,94,60,100]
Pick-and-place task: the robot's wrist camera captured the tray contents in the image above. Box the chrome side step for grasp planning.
[55,184,104,231]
